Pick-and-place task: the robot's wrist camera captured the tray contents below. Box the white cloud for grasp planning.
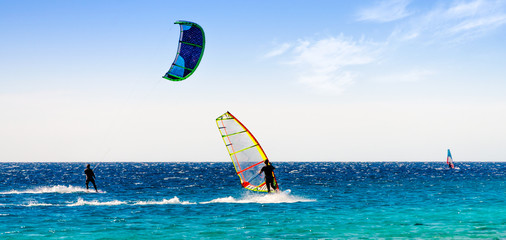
[267,36,379,94]
[441,0,506,40]
[447,0,487,17]
[449,14,506,34]
[268,0,506,95]
[357,0,412,22]
[264,43,292,58]
[390,0,506,43]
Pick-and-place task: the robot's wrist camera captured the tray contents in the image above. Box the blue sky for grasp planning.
[1,0,506,162]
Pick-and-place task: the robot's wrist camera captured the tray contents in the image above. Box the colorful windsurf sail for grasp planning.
[447,149,455,169]
[163,21,205,81]
[216,112,279,192]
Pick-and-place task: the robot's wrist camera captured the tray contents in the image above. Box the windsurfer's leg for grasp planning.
[270,182,276,192]
[85,180,89,189]
[267,179,275,193]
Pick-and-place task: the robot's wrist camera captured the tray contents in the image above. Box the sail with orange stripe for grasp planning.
[216,112,279,192]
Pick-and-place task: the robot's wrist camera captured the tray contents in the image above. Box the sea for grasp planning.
[0,162,504,239]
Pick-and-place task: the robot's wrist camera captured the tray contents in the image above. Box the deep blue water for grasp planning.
[0,162,504,239]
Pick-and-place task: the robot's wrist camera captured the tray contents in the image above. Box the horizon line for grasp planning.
[0,160,505,163]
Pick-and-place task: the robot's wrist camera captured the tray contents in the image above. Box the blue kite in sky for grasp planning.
[163,21,205,81]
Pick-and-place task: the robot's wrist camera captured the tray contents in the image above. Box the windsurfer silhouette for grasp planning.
[84,164,98,192]
[259,159,277,193]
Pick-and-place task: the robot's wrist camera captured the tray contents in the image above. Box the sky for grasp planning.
[1,0,506,162]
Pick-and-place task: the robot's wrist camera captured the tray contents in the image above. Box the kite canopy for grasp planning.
[216,112,280,192]
[163,21,205,81]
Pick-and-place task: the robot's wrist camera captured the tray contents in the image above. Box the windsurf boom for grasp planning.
[216,112,279,192]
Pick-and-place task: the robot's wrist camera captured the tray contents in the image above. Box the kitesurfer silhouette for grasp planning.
[84,164,98,192]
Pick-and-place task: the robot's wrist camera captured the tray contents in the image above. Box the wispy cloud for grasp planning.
[266,36,379,94]
[389,0,506,43]
[268,0,506,95]
[264,43,292,58]
[449,14,506,35]
[357,0,412,22]
[447,0,487,17]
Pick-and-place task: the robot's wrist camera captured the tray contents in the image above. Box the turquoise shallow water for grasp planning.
[0,162,504,239]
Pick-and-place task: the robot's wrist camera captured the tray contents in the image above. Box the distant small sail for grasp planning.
[163,21,205,81]
[216,112,280,192]
[447,149,455,169]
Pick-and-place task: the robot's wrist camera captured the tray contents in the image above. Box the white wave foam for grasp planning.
[67,197,125,206]
[201,196,237,204]
[17,196,196,207]
[23,201,54,207]
[0,185,105,194]
[200,191,316,204]
[133,196,196,205]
